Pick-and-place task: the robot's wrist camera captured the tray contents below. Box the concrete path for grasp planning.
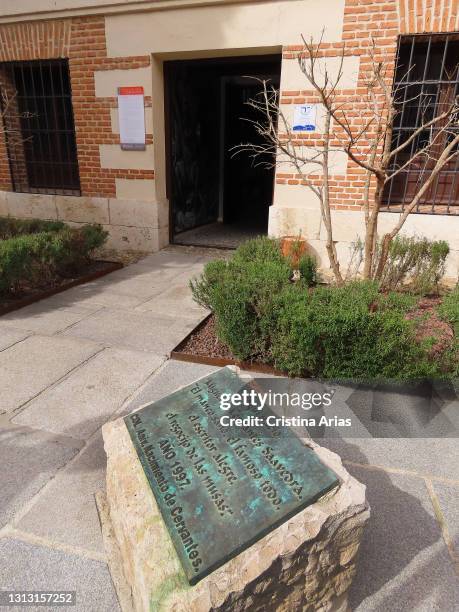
[0,247,458,611]
[0,247,212,612]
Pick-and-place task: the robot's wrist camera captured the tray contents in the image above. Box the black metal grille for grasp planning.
[0,59,80,195]
[383,34,459,214]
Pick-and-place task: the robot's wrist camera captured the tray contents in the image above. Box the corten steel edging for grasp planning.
[0,260,123,316]
[170,313,286,376]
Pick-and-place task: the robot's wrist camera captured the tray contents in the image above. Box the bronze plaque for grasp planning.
[124,368,339,585]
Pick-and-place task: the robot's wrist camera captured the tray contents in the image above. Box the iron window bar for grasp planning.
[383,33,459,214]
[0,59,81,196]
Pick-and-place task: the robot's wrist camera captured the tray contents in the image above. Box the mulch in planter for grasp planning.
[0,260,122,316]
[171,314,285,375]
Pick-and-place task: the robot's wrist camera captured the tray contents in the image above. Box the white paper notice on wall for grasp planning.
[118,86,146,150]
[293,104,317,132]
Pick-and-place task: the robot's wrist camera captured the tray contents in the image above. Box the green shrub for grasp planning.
[439,286,459,334]
[270,281,437,379]
[380,236,449,295]
[191,255,291,360]
[298,254,318,287]
[438,287,459,377]
[51,224,108,275]
[0,235,33,294]
[0,223,108,296]
[0,217,65,240]
[232,236,284,265]
[190,260,228,310]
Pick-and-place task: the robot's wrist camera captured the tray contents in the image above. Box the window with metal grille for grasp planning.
[0,59,80,195]
[383,34,459,214]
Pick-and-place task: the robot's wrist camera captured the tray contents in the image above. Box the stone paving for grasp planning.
[0,248,211,612]
[0,247,458,612]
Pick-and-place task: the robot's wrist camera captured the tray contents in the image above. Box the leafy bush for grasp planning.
[0,223,108,296]
[192,257,291,360]
[0,217,65,240]
[380,236,449,295]
[191,237,318,360]
[439,286,459,334]
[232,236,284,265]
[269,282,437,379]
[438,287,459,377]
[298,254,318,287]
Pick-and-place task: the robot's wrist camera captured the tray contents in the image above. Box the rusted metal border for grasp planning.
[170,313,286,376]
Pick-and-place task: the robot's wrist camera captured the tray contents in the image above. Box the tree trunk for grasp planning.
[374,232,391,280]
[362,178,383,279]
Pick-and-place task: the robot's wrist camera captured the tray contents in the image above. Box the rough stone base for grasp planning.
[102,417,370,612]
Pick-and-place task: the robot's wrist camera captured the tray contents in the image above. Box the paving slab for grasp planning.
[122,359,218,413]
[432,481,459,549]
[61,308,198,355]
[134,250,205,269]
[44,285,148,310]
[0,538,120,612]
[320,437,459,482]
[0,426,82,528]
[0,335,100,415]
[0,302,101,335]
[16,435,107,555]
[77,266,183,299]
[67,277,165,301]
[0,327,29,351]
[13,347,164,440]
[135,281,209,319]
[346,466,459,612]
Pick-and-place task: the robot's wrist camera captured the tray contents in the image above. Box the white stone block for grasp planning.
[105,0,346,57]
[6,192,57,220]
[158,225,170,249]
[115,178,156,201]
[94,67,153,98]
[108,198,158,228]
[0,190,8,216]
[104,224,159,252]
[269,205,322,240]
[400,213,459,250]
[444,249,459,281]
[280,55,361,91]
[273,182,320,210]
[55,195,109,225]
[99,145,154,171]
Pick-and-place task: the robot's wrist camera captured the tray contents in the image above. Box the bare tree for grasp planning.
[235,36,459,285]
[0,89,24,146]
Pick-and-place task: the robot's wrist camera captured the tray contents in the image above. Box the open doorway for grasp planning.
[164,54,281,248]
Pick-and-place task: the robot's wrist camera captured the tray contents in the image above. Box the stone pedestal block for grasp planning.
[102,416,369,612]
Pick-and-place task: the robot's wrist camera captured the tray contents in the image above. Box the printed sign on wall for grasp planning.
[293,104,317,132]
[118,86,146,150]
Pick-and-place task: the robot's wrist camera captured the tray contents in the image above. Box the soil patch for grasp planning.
[178,315,234,360]
[406,296,455,359]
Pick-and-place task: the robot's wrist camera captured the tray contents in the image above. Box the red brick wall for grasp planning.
[278,0,459,212]
[0,2,457,202]
[0,17,154,197]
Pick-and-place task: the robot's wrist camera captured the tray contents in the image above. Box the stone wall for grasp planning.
[0,190,167,251]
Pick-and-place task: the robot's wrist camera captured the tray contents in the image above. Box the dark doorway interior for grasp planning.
[165,55,281,247]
